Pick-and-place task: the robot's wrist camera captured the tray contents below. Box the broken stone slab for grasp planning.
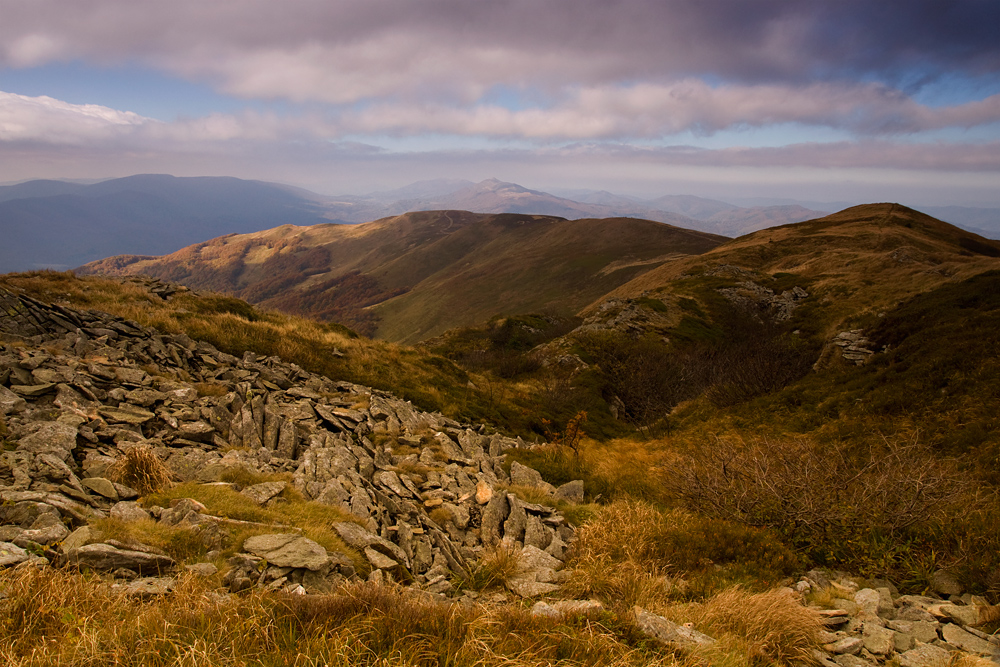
[110,501,151,523]
[833,654,877,667]
[479,492,508,546]
[553,479,584,503]
[898,644,952,667]
[861,621,895,655]
[825,637,864,655]
[939,623,997,656]
[98,405,156,425]
[550,599,604,618]
[517,545,562,572]
[61,525,101,552]
[509,461,556,495]
[333,521,409,569]
[931,603,981,627]
[887,619,940,644]
[242,534,331,571]
[17,512,70,546]
[0,542,30,567]
[530,601,562,619]
[475,480,493,505]
[240,481,287,506]
[11,382,57,397]
[0,384,26,414]
[364,546,399,571]
[930,570,964,597]
[633,606,715,648]
[506,578,561,598]
[16,421,79,458]
[65,543,175,574]
[82,477,119,501]
[855,588,894,619]
[184,562,218,577]
[119,576,176,598]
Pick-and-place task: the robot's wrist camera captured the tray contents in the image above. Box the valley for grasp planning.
[3,201,1000,666]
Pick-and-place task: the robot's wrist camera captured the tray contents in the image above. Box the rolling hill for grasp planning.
[80,210,727,342]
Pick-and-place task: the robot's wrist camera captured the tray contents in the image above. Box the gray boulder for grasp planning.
[110,501,151,523]
[0,542,30,567]
[64,543,175,574]
[634,606,716,648]
[242,534,330,571]
[241,481,287,506]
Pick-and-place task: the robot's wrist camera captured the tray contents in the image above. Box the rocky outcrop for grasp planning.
[799,571,1000,666]
[0,284,581,597]
[832,330,877,365]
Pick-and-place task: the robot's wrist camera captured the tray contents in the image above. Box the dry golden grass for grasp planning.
[947,656,998,667]
[460,543,522,591]
[683,588,823,666]
[563,499,677,611]
[0,568,677,667]
[143,481,364,569]
[106,445,171,495]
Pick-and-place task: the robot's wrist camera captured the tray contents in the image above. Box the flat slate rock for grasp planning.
[898,644,952,667]
[633,606,715,648]
[98,405,155,424]
[65,543,175,574]
[940,623,997,656]
[242,533,330,571]
[240,481,287,506]
[0,541,30,567]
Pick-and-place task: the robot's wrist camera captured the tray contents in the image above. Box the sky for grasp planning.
[1,0,1000,206]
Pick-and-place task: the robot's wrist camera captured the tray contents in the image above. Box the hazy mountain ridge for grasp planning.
[0,175,337,272]
[4,173,998,275]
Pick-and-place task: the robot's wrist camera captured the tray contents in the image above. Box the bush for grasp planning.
[564,500,800,608]
[663,434,1000,587]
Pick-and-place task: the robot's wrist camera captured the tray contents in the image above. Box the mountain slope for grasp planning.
[80,211,727,342]
[581,203,1000,344]
[0,175,340,272]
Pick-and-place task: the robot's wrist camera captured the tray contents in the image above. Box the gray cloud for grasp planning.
[2,1,997,104]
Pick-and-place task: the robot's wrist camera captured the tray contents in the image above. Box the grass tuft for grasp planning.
[106,445,171,495]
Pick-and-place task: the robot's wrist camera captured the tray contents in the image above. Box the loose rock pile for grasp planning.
[0,284,580,597]
[800,571,999,666]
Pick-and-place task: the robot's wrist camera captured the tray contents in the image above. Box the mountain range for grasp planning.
[4,173,998,275]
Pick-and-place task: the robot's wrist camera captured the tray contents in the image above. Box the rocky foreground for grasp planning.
[1,280,999,665]
[0,283,578,598]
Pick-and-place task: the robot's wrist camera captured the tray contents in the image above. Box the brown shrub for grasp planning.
[662,433,998,583]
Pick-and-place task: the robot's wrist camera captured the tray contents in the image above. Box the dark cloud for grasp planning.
[2,1,997,99]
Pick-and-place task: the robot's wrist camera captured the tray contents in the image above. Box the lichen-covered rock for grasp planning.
[634,606,715,648]
[242,534,330,571]
[64,543,175,574]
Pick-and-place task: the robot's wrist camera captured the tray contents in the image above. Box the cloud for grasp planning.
[6,85,1000,155]
[341,81,1000,138]
[1,1,997,107]
[0,91,148,143]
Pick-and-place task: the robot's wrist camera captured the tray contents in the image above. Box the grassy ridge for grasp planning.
[78,211,725,343]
